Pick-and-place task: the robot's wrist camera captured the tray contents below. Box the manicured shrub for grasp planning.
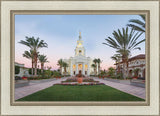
[29,68,41,75]
[15,66,20,74]
[15,76,21,80]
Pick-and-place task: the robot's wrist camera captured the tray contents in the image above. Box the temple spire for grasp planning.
[79,31,82,40]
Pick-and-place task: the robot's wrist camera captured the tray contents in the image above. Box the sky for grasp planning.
[15,15,145,70]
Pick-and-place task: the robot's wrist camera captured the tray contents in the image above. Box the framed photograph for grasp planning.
[0,0,159,115]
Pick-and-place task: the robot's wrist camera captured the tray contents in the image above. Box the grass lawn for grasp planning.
[17,85,145,101]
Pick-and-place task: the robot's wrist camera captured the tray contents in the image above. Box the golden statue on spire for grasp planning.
[79,31,82,39]
[79,31,81,36]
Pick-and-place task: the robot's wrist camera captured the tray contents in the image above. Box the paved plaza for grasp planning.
[15,77,67,100]
[15,77,145,100]
[93,77,145,99]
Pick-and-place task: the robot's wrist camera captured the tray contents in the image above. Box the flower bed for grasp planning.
[22,76,28,80]
[64,77,96,82]
[54,82,105,86]
[64,77,78,82]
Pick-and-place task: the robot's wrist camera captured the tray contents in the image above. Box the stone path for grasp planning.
[15,77,67,100]
[93,77,145,99]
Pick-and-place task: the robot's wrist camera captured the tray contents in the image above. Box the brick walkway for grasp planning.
[15,77,67,100]
[93,77,145,99]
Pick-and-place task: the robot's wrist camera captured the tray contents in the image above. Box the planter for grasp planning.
[77,77,83,83]
[15,80,29,88]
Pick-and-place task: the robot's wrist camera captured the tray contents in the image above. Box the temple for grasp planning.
[62,32,95,76]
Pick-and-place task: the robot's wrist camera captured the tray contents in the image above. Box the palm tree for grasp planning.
[63,62,68,76]
[93,59,98,75]
[133,68,140,77]
[111,54,121,74]
[38,55,48,74]
[127,15,145,33]
[107,67,115,77]
[19,36,48,76]
[57,59,63,75]
[23,50,34,75]
[103,27,145,78]
[96,58,102,74]
[91,64,96,75]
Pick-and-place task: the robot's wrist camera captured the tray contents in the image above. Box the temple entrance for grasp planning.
[85,71,87,75]
[78,64,82,74]
[79,70,82,74]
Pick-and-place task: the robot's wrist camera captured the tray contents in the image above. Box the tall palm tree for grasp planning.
[127,15,145,33]
[103,27,145,78]
[57,59,63,75]
[38,55,48,74]
[19,36,48,76]
[63,62,68,76]
[111,54,121,74]
[93,59,98,75]
[96,58,102,74]
[23,50,34,75]
[91,64,96,75]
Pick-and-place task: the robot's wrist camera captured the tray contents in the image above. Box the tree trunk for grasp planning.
[126,61,129,77]
[31,61,34,75]
[98,64,100,74]
[34,55,37,76]
[64,67,66,76]
[41,63,43,74]
[94,68,96,75]
[122,56,127,79]
[60,66,62,75]
[117,63,120,73]
[122,63,125,79]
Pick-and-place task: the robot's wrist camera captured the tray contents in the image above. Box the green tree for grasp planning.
[15,66,20,74]
[133,68,140,77]
[23,50,35,75]
[127,15,145,33]
[93,59,98,75]
[91,64,96,76]
[103,27,145,78]
[45,67,52,78]
[57,59,63,75]
[107,67,115,77]
[96,58,102,75]
[38,55,48,74]
[19,36,48,76]
[111,54,121,73]
[53,70,61,77]
[63,62,68,76]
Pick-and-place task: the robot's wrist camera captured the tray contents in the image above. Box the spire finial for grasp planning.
[79,31,81,39]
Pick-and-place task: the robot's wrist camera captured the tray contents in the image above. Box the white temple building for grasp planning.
[62,32,95,76]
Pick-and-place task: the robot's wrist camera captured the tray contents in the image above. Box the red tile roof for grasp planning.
[114,54,145,65]
[128,54,145,61]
